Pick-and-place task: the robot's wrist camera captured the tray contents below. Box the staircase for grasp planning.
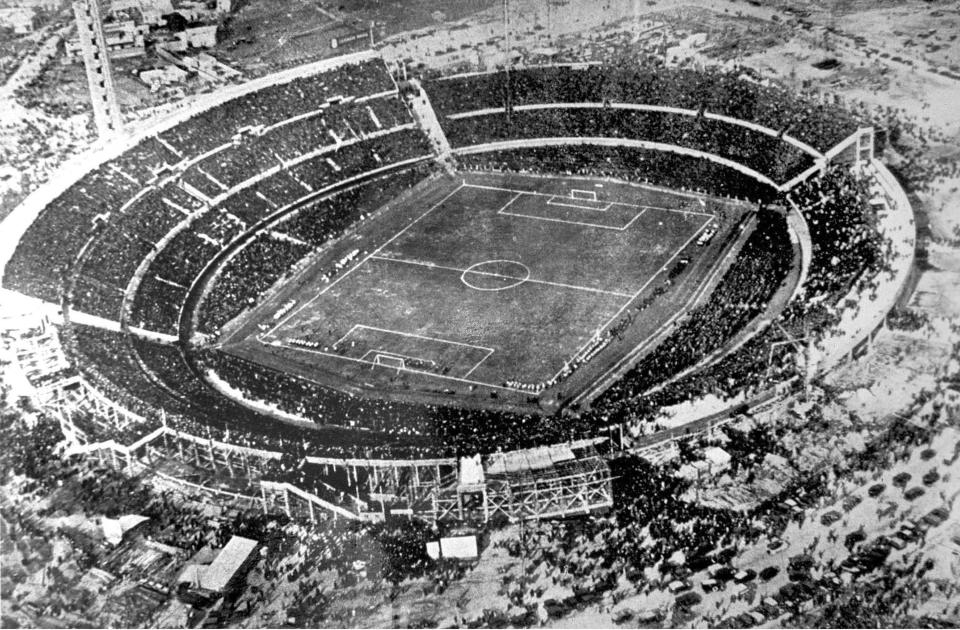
[406,79,455,172]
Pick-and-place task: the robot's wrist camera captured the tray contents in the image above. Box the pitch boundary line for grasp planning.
[267,340,519,391]
[369,255,634,298]
[547,212,717,383]
[261,183,466,340]
[336,323,495,380]
[571,215,751,406]
[335,323,495,353]
[464,182,715,219]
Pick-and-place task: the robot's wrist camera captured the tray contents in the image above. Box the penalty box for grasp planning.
[498,189,648,230]
[333,324,493,379]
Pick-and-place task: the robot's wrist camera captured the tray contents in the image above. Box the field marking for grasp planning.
[336,323,495,380]
[462,352,491,379]
[545,196,613,212]
[261,183,466,340]
[267,340,515,391]
[369,255,634,298]
[260,179,718,393]
[571,215,749,406]
[464,182,715,219]
[335,323,495,353]
[359,349,437,367]
[547,212,717,383]
[460,259,530,291]
[499,205,646,232]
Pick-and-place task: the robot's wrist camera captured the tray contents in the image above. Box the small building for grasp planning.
[0,7,36,34]
[177,535,259,595]
[101,514,151,545]
[139,64,189,89]
[64,19,149,62]
[702,446,732,473]
[178,23,218,48]
[426,535,478,560]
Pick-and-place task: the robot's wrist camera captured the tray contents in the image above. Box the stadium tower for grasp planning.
[72,0,124,138]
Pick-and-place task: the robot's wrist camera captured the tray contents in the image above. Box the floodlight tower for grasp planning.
[72,0,124,139]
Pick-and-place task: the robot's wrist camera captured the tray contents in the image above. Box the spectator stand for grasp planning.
[453,137,782,192]
[0,56,920,536]
[182,154,435,341]
[49,417,613,525]
[422,441,614,524]
[0,50,397,312]
[447,101,824,175]
[809,158,916,372]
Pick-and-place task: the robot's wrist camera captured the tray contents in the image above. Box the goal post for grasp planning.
[373,354,405,370]
[570,189,598,202]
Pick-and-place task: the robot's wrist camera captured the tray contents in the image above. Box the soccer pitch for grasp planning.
[255,177,715,392]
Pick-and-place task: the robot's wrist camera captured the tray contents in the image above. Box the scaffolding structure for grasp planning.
[72,0,124,138]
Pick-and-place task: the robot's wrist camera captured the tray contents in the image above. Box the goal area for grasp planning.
[373,354,406,370]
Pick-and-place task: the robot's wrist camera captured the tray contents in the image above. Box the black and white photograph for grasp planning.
[0,0,958,627]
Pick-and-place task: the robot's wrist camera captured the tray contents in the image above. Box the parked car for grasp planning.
[892,472,912,488]
[842,495,862,512]
[868,483,886,498]
[667,580,692,594]
[820,510,842,526]
[905,486,926,501]
[759,566,780,581]
[923,507,950,527]
[844,530,867,548]
[713,566,737,582]
[767,538,788,554]
[887,535,907,550]
[734,569,757,584]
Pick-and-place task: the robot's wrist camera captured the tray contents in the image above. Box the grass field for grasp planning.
[250,175,719,392]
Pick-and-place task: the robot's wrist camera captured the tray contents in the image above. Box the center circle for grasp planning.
[460,259,531,291]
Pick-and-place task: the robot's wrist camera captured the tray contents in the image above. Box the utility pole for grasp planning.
[72,0,123,139]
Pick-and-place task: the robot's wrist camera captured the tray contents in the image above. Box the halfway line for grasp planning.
[370,255,634,298]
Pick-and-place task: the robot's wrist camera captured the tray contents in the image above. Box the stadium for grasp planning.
[1,50,916,525]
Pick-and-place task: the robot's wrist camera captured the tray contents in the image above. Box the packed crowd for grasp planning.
[444,107,814,182]
[424,64,861,152]
[9,53,893,470]
[157,59,395,158]
[461,145,779,203]
[3,59,416,322]
[59,161,887,462]
[198,167,431,335]
[788,165,884,302]
[592,210,793,413]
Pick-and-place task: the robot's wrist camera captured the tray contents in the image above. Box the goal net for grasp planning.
[570,189,598,201]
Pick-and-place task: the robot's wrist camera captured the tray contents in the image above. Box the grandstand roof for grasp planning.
[485,444,576,475]
[199,535,258,592]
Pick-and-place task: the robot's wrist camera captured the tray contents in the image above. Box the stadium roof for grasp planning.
[199,535,258,592]
[485,444,575,475]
